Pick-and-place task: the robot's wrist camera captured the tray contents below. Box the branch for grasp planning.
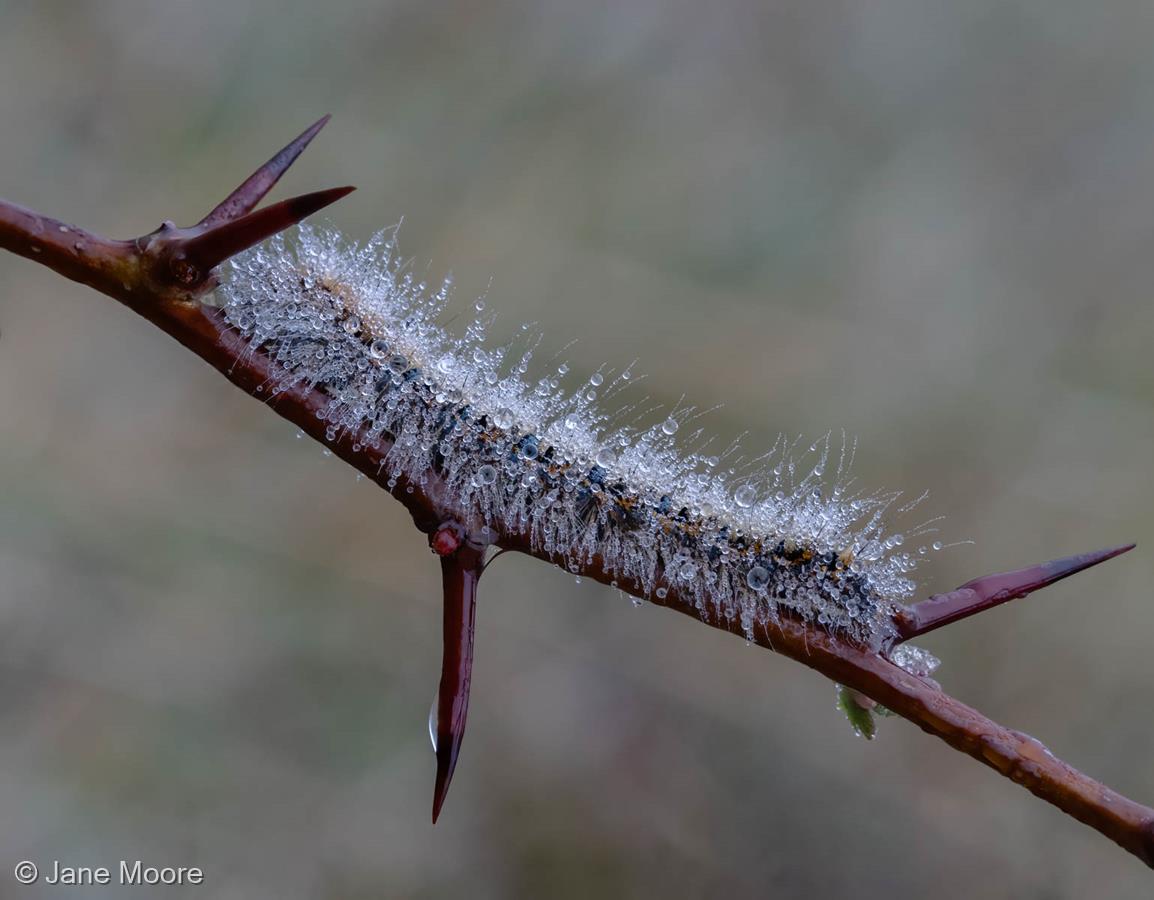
[2,119,1151,868]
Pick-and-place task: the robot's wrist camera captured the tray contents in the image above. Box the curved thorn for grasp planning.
[896,544,1135,640]
[432,547,483,823]
[180,186,355,276]
[197,115,332,227]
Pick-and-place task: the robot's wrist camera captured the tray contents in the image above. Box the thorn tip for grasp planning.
[197,115,335,227]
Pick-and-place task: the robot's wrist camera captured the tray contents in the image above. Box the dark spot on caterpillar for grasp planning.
[573,489,598,525]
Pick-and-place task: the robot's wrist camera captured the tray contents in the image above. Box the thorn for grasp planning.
[959,544,1135,604]
[177,186,355,279]
[198,115,332,228]
[896,544,1134,640]
[431,548,483,823]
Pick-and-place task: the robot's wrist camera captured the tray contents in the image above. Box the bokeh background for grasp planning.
[1,1,1153,897]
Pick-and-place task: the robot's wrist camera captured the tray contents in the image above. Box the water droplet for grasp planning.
[734,485,757,508]
[678,561,697,581]
[932,541,943,551]
[661,418,679,436]
[388,354,408,374]
[589,373,604,387]
[596,447,617,468]
[747,566,770,591]
[369,339,389,359]
[474,464,497,486]
[564,414,578,430]
[655,587,668,599]
[494,408,515,430]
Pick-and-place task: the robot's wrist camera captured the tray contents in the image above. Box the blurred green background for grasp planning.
[1,1,1153,896]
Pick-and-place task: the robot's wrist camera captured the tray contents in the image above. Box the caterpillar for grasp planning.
[219,225,935,654]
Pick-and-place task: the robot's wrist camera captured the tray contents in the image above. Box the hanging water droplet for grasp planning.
[662,418,679,436]
[493,408,515,430]
[589,373,604,387]
[734,485,757,508]
[655,587,668,599]
[747,565,770,591]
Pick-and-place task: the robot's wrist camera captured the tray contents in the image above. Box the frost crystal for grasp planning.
[218,226,932,649]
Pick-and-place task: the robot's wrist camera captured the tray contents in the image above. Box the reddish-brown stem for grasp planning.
[1,122,1151,867]
[431,536,485,823]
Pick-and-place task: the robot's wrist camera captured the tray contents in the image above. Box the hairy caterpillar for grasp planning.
[219,225,936,654]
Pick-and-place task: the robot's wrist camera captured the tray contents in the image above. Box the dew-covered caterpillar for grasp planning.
[219,226,932,654]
